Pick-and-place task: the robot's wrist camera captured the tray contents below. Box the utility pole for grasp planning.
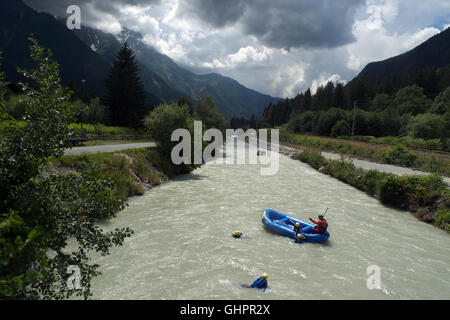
[80,79,86,132]
[351,100,356,139]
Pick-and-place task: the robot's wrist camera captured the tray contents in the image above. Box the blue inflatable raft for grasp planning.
[261,209,330,243]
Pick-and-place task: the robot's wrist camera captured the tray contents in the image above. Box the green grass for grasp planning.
[68,123,145,136]
[51,146,196,201]
[434,209,450,232]
[342,135,444,151]
[52,148,168,201]
[1,119,147,137]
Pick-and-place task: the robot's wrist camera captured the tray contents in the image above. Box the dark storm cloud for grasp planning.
[177,0,365,49]
[177,0,247,28]
[23,0,161,17]
[24,0,364,49]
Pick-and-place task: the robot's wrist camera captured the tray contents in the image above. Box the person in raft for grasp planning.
[309,215,328,234]
[293,222,302,235]
[295,233,306,243]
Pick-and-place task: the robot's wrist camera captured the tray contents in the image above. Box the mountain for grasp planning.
[0,0,109,96]
[79,27,281,118]
[71,26,181,104]
[2,0,280,118]
[346,27,450,98]
[356,27,450,82]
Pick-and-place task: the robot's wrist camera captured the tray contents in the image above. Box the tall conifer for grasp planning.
[103,43,147,127]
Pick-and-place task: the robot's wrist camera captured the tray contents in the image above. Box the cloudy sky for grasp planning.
[24,0,450,98]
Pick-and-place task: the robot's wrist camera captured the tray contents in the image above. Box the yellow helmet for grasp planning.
[234,231,241,236]
[297,233,306,239]
[262,273,268,279]
[295,222,300,227]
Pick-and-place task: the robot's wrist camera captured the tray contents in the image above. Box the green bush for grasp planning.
[55,149,164,200]
[295,151,326,170]
[382,144,417,167]
[358,170,385,195]
[326,158,358,184]
[430,87,450,114]
[434,210,450,231]
[377,174,445,208]
[75,98,110,125]
[407,113,445,139]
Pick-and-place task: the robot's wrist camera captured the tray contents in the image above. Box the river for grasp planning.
[89,142,450,300]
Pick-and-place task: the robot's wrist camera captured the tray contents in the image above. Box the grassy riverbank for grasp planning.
[51,148,195,201]
[279,132,450,177]
[293,151,450,232]
[80,139,154,147]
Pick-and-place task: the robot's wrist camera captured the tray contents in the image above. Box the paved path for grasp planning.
[64,142,156,156]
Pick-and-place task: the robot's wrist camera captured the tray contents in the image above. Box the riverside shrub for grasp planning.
[381,144,417,167]
[296,151,326,170]
[434,209,450,231]
[296,151,448,230]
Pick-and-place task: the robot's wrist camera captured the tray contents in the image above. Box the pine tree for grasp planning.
[304,88,312,110]
[333,83,346,109]
[103,43,148,128]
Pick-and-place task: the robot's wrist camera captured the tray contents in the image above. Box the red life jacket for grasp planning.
[312,219,328,234]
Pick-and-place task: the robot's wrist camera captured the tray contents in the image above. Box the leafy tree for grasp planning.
[372,93,392,111]
[287,110,316,133]
[393,85,430,115]
[73,97,109,125]
[407,113,445,139]
[430,87,450,114]
[313,108,348,136]
[331,120,351,137]
[0,39,132,300]
[195,93,229,133]
[441,111,450,150]
[145,103,194,171]
[176,95,195,115]
[377,109,401,136]
[103,43,148,128]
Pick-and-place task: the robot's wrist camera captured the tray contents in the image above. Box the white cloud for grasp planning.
[227,46,273,64]
[311,74,347,94]
[346,0,441,71]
